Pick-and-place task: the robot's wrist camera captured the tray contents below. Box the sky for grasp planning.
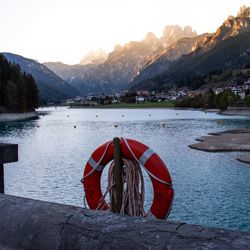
[0,0,250,64]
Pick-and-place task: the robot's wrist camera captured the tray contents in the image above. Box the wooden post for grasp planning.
[0,164,3,194]
[113,137,123,213]
[0,143,18,194]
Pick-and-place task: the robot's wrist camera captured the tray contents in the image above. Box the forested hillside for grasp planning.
[0,54,39,113]
[3,53,78,103]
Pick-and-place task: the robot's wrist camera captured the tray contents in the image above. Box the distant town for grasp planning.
[63,78,250,108]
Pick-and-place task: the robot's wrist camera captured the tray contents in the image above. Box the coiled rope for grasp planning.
[110,158,145,216]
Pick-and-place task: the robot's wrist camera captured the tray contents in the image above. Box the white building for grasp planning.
[65,99,74,104]
[136,96,145,103]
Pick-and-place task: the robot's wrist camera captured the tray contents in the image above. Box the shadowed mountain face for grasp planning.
[44,25,197,95]
[130,34,206,86]
[130,7,250,91]
[2,53,79,102]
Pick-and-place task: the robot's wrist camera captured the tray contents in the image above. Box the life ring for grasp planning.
[82,138,174,219]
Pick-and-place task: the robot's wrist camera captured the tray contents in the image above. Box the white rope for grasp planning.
[81,141,112,183]
[165,189,174,219]
[82,141,112,209]
[83,194,87,208]
[121,137,171,186]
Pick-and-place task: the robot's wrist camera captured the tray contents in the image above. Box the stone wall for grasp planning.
[0,194,250,249]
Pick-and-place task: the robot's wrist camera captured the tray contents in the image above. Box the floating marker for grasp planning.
[217,120,223,125]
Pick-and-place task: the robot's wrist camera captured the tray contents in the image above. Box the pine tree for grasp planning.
[4,81,18,111]
[0,53,39,113]
[25,74,39,110]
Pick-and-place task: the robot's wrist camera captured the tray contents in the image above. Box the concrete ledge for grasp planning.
[0,194,250,250]
[0,144,18,164]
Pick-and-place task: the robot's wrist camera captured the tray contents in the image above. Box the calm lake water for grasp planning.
[1,107,250,232]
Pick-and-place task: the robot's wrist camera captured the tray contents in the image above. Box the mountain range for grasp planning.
[2,6,250,99]
[44,25,197,95]
[131,7,250,91]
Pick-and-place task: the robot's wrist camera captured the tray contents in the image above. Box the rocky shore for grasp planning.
[189,129,250,164]
[221,107,250,116]
[0,111,38,122]
[237,155,250,164]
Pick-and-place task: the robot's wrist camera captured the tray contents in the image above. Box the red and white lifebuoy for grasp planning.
[82,138,174,219]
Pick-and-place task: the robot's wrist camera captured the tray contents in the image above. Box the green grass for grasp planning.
[71,101,174,109]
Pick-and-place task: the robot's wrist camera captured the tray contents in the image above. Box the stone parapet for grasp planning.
[0,194,249,250]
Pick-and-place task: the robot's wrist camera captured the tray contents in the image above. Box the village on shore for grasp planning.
[64,78,250,108]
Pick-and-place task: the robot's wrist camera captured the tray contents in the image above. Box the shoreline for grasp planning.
[69,105,220,112]
[0,111,38,122]
[189,129,250,164]
[69,102,174,109]
[220,107,250,116]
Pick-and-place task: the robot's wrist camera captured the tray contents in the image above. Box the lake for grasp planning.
[1,107,250,232]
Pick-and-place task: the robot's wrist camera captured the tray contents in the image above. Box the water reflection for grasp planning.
[1,107,250,232]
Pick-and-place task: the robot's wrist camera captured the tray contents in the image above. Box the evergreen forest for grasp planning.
[0,54,39,113]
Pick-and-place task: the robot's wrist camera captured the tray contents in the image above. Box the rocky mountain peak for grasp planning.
[213,13,250,42]
[161,25,197,47]
[237,6,250,18]
[143,32,158,43]
[142,32,162,51]
[80,48,108,65]
[192,6,250,52]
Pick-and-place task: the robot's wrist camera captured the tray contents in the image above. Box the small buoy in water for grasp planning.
[67,115,69,118]
[37,125,40,128]
[96,115,98,118]
[114,124,118,128]
[176,113,178,116]
[122,115,124,117]
[149,114,151,117]
[74,125,76,128]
